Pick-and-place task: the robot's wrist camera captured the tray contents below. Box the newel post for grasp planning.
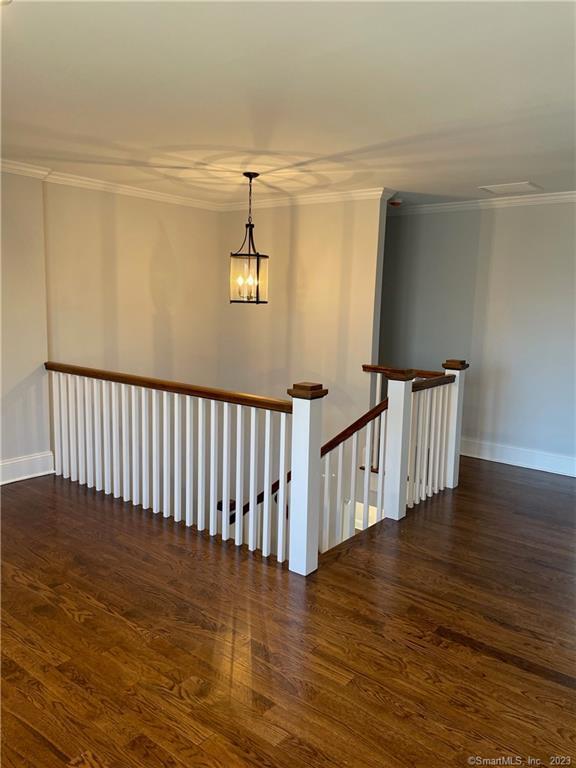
[383,369,415,520]
[443,359,469,488]
[287,382,328,576]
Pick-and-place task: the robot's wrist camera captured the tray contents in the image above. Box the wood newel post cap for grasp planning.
[442,359,470,371]
[384,369,416,381]
[287,382,329,400]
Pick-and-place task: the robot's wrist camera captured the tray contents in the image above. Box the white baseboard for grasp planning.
[460,438,576,478]
[0,451,55,485]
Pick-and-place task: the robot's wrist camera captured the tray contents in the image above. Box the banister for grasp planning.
[362,363,444,379]
[44,361,293,414]
[412,374,455,392]
[227,397,391,521]
[231,370,457,520]
[320,397,389,458]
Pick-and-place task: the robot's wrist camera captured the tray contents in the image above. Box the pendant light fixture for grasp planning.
[229,171,269,304]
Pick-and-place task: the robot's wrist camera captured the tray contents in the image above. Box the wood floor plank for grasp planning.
[2,457,575,767]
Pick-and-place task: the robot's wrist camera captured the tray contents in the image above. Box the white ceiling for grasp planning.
[2,1,575,205]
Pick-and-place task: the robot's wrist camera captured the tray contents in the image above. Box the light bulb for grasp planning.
[236,276,244,287]
[247,275,255,286]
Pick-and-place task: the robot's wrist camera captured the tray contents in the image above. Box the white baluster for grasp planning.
[69,375,78,482]
[60,374,70,478]
[121,384,130,501]
[221,402,231,541]
[111,382,121,498]
[209,400,218,536]
[426,388,436,497]
[335,442,344,545]
[51,372,62,476]
[435,387,442,491]
[234,404,244,546]
[276,412,287,562]
[376,410,387,521]
[407,392,418,508]
[261,410,272,557]
[348,431,358,537]
[430,388,440,495]
[362,421,373,529]
[248,407,258,551]
[417,391,426,502]
[76,377,86,485]
[93,379,103,492]
[197,398,206,530]
[132,386,140,506]
[414,391,424,505]
[141,388,150,509]
[321,452,331,552]
[152,389,160,513]
[173,394,181,522]
[85,378,94,488]
[103,381,112,494]
[162,391,171,518]
[420,389,431,501]
[185,396,194,526]
[438,385,448,491]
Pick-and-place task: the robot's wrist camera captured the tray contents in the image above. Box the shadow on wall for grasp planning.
[150,224,176,380]
[213,195,373,439]
[100,192,120,371]
[97,201,180,381]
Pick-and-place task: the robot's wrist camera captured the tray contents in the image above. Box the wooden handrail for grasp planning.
[363,363,444,379]
[412,374,455,392]
[224,470,292,524]
[231,372,456,520]
[227,397,391,521]
[321,398,388,457]
[44,361,293,414]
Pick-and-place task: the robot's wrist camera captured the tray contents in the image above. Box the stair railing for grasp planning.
[45,358,467,577]
[362,360,469,513]
[44,362,328,575]
[238,359,467,562]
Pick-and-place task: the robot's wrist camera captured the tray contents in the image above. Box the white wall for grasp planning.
[23,182,383,451]
[1,173,53,482]
[381,202,576,475]
[217,198,384,437]
[44,184,222,386]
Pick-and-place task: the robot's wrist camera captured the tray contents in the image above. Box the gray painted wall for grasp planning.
[380,202,576,470]
[1,175,384,484]
[1,173,51,466]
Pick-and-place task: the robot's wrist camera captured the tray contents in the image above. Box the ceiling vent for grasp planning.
[478,181,542,195]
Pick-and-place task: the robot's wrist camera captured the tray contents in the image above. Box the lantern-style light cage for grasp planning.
[230,172,269,304]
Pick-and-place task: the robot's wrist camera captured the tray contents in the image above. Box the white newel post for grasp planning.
[383,370,415,520]
[288,382,328,577]
[443,359,469,488]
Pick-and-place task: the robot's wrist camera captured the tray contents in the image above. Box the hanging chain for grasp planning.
[248,176,253,224]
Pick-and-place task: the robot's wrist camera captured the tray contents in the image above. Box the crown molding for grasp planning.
[1,159,222,210]
[225,187,390,211]
[46,171,222,211]
[390,191,576,216]
[3,159,571,215]
[1,159,52,179]
[1,159,388,212]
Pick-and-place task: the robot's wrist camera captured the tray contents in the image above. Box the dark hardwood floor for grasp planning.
[2,457,575,768]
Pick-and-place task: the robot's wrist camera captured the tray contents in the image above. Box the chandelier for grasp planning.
[229,172,269,304]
